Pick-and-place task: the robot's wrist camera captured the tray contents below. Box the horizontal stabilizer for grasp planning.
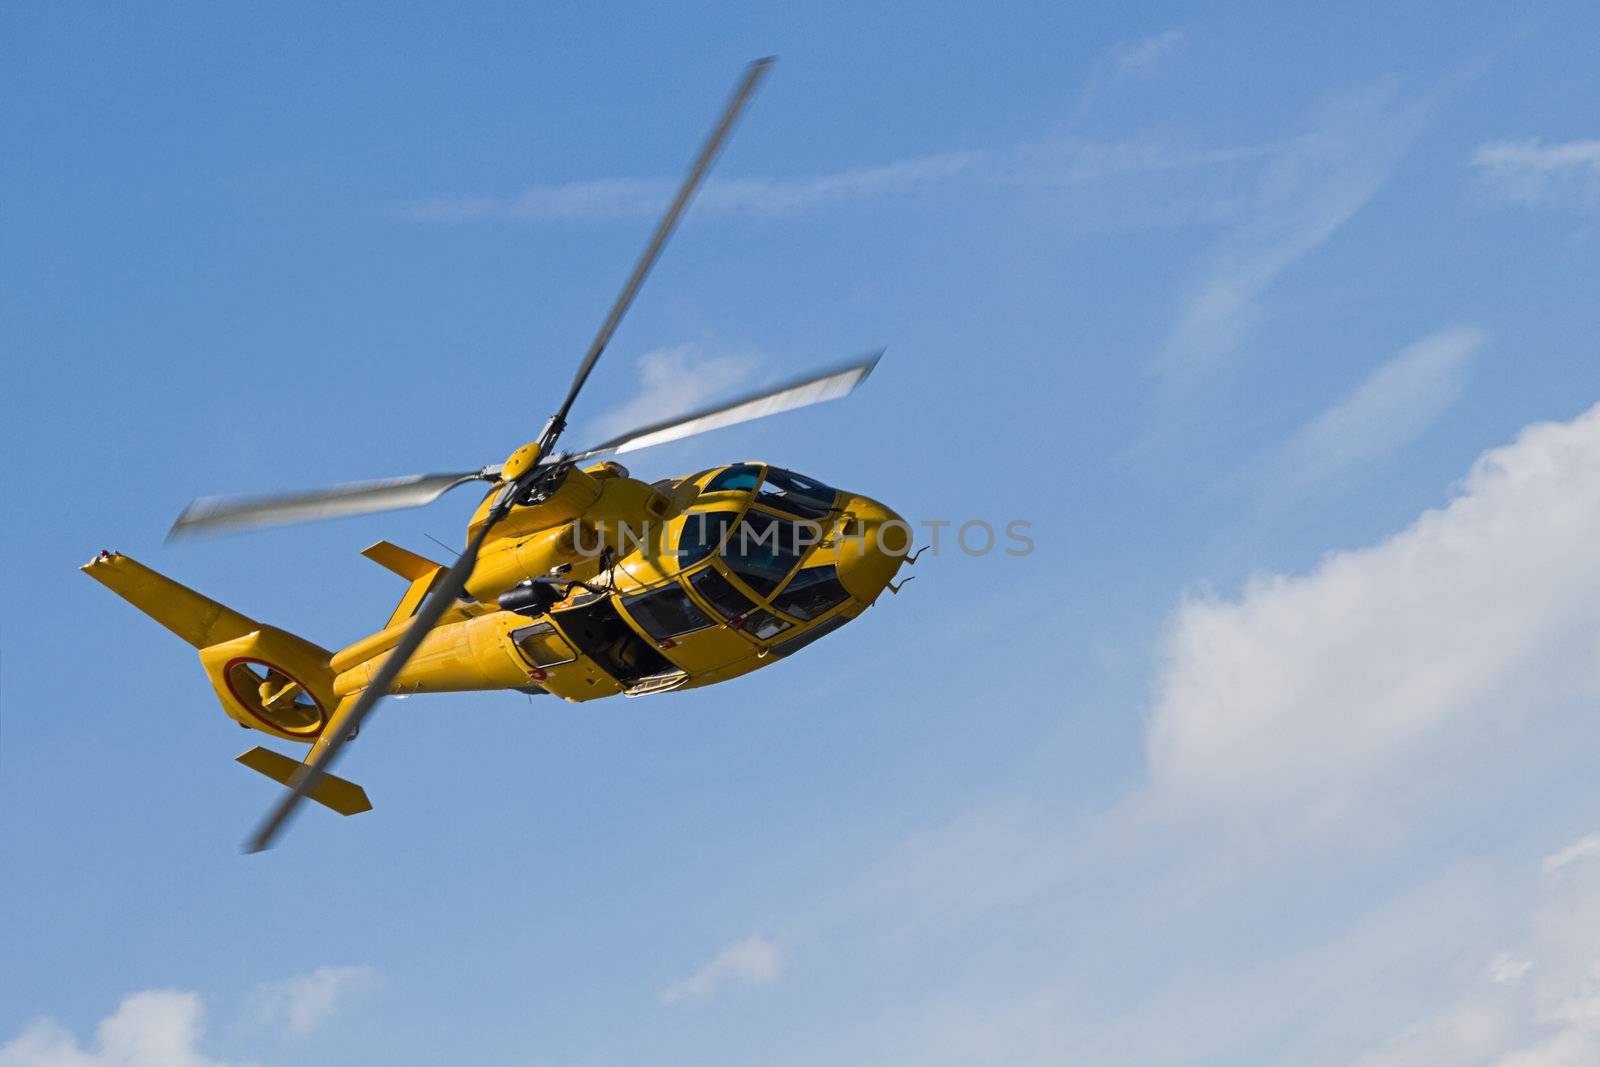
[361,541,448,629]
[236,746,372,816]
[361,540,445,582]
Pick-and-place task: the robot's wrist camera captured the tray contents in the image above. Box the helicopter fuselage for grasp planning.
[322,459,907,711]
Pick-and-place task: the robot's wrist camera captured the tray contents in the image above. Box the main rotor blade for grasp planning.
[168,471,490,540]
[566,350,882,461]
[544,56,775,448]
[243,515,497,853]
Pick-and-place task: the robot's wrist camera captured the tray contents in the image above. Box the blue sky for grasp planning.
[5,3,1600,1064]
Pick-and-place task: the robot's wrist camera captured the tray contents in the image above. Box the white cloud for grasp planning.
[1155,83,1427,379]
[583,342,760,445]
[634,401,1600,1065]
[1471,139,1600,213]
[1490,954,1536,986]
[697,153,981,216]
[402,136,1297,234]
[1279,325,1484,485]
[0,990,232,1067]
[404,152,982,223]
[1542,834,1600,877]
[1347,835,1600,1067]
[659,934,784,1006]
[249,964,376,1037]
[1116,30,1184,75]
[1147,401,1600,831]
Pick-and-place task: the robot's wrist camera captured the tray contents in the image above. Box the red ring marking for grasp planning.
[221,657,328,738]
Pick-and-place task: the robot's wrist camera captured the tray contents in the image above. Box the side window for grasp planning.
[511,622,577,668]
[688,566,757,619]
[674,511,735,566]
[686,568,792,641]
[621,586,714,641]
[737,609,791,640]
[770,613,849,658]
[772,565,850,621]
[703,463,761,494]
[721,510,806,594]
[757,468,838,519]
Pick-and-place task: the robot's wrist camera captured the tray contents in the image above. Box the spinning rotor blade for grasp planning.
[542,56,775,451]
[566,351,881,461]
[244,514,497,852]
[169,471,491,540]
[241,58,787,851]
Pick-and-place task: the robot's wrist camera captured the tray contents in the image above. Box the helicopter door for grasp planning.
[551,597,674,687]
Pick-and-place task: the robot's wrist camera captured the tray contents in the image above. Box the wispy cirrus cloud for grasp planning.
[582,341,761,446]
[1153,82,1429,380]
[1276,325,1484,486]
[1541,833,1600,876]
[249,964,377,1037]
[1115,29,1184,75]
[1470,138,1600,213]
[400,138,1289,230]
[403,152,983,223]
[659,933,784,1006]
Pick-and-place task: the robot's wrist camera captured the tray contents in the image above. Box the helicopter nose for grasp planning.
[831,495,911,605]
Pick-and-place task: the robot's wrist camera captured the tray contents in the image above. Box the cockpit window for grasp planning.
[736,609,791,640]
[756,468,838,519]
[688,566,758,619]
[721,510,806,594]
[772,564,849,621]
[674,510,735,567]
[684,569,792,641]
[621,586,714,641]
[703,463,761,494]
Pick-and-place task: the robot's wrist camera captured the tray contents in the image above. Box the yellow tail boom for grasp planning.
[81,550,372,817]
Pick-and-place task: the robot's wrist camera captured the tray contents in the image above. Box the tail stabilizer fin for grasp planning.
[361,541,447,628]
[236,746,372,816]
[361,540,444,581]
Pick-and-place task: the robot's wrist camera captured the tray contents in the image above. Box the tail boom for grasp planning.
[82,551,338,742]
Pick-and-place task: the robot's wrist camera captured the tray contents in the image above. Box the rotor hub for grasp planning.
[500,441,545,482]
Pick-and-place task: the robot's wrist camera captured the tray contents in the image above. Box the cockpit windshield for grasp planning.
[756,468,838,519]
[685,567,792,640]
[721,510,807,594]
[674,510,736,567]
[702,464,761,494]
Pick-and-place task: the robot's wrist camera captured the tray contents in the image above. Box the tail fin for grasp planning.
[82,551,337,743]
[360,540,447,628]
[236,746,372,816]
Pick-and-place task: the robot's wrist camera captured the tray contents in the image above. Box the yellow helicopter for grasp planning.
[83,58,914,851]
